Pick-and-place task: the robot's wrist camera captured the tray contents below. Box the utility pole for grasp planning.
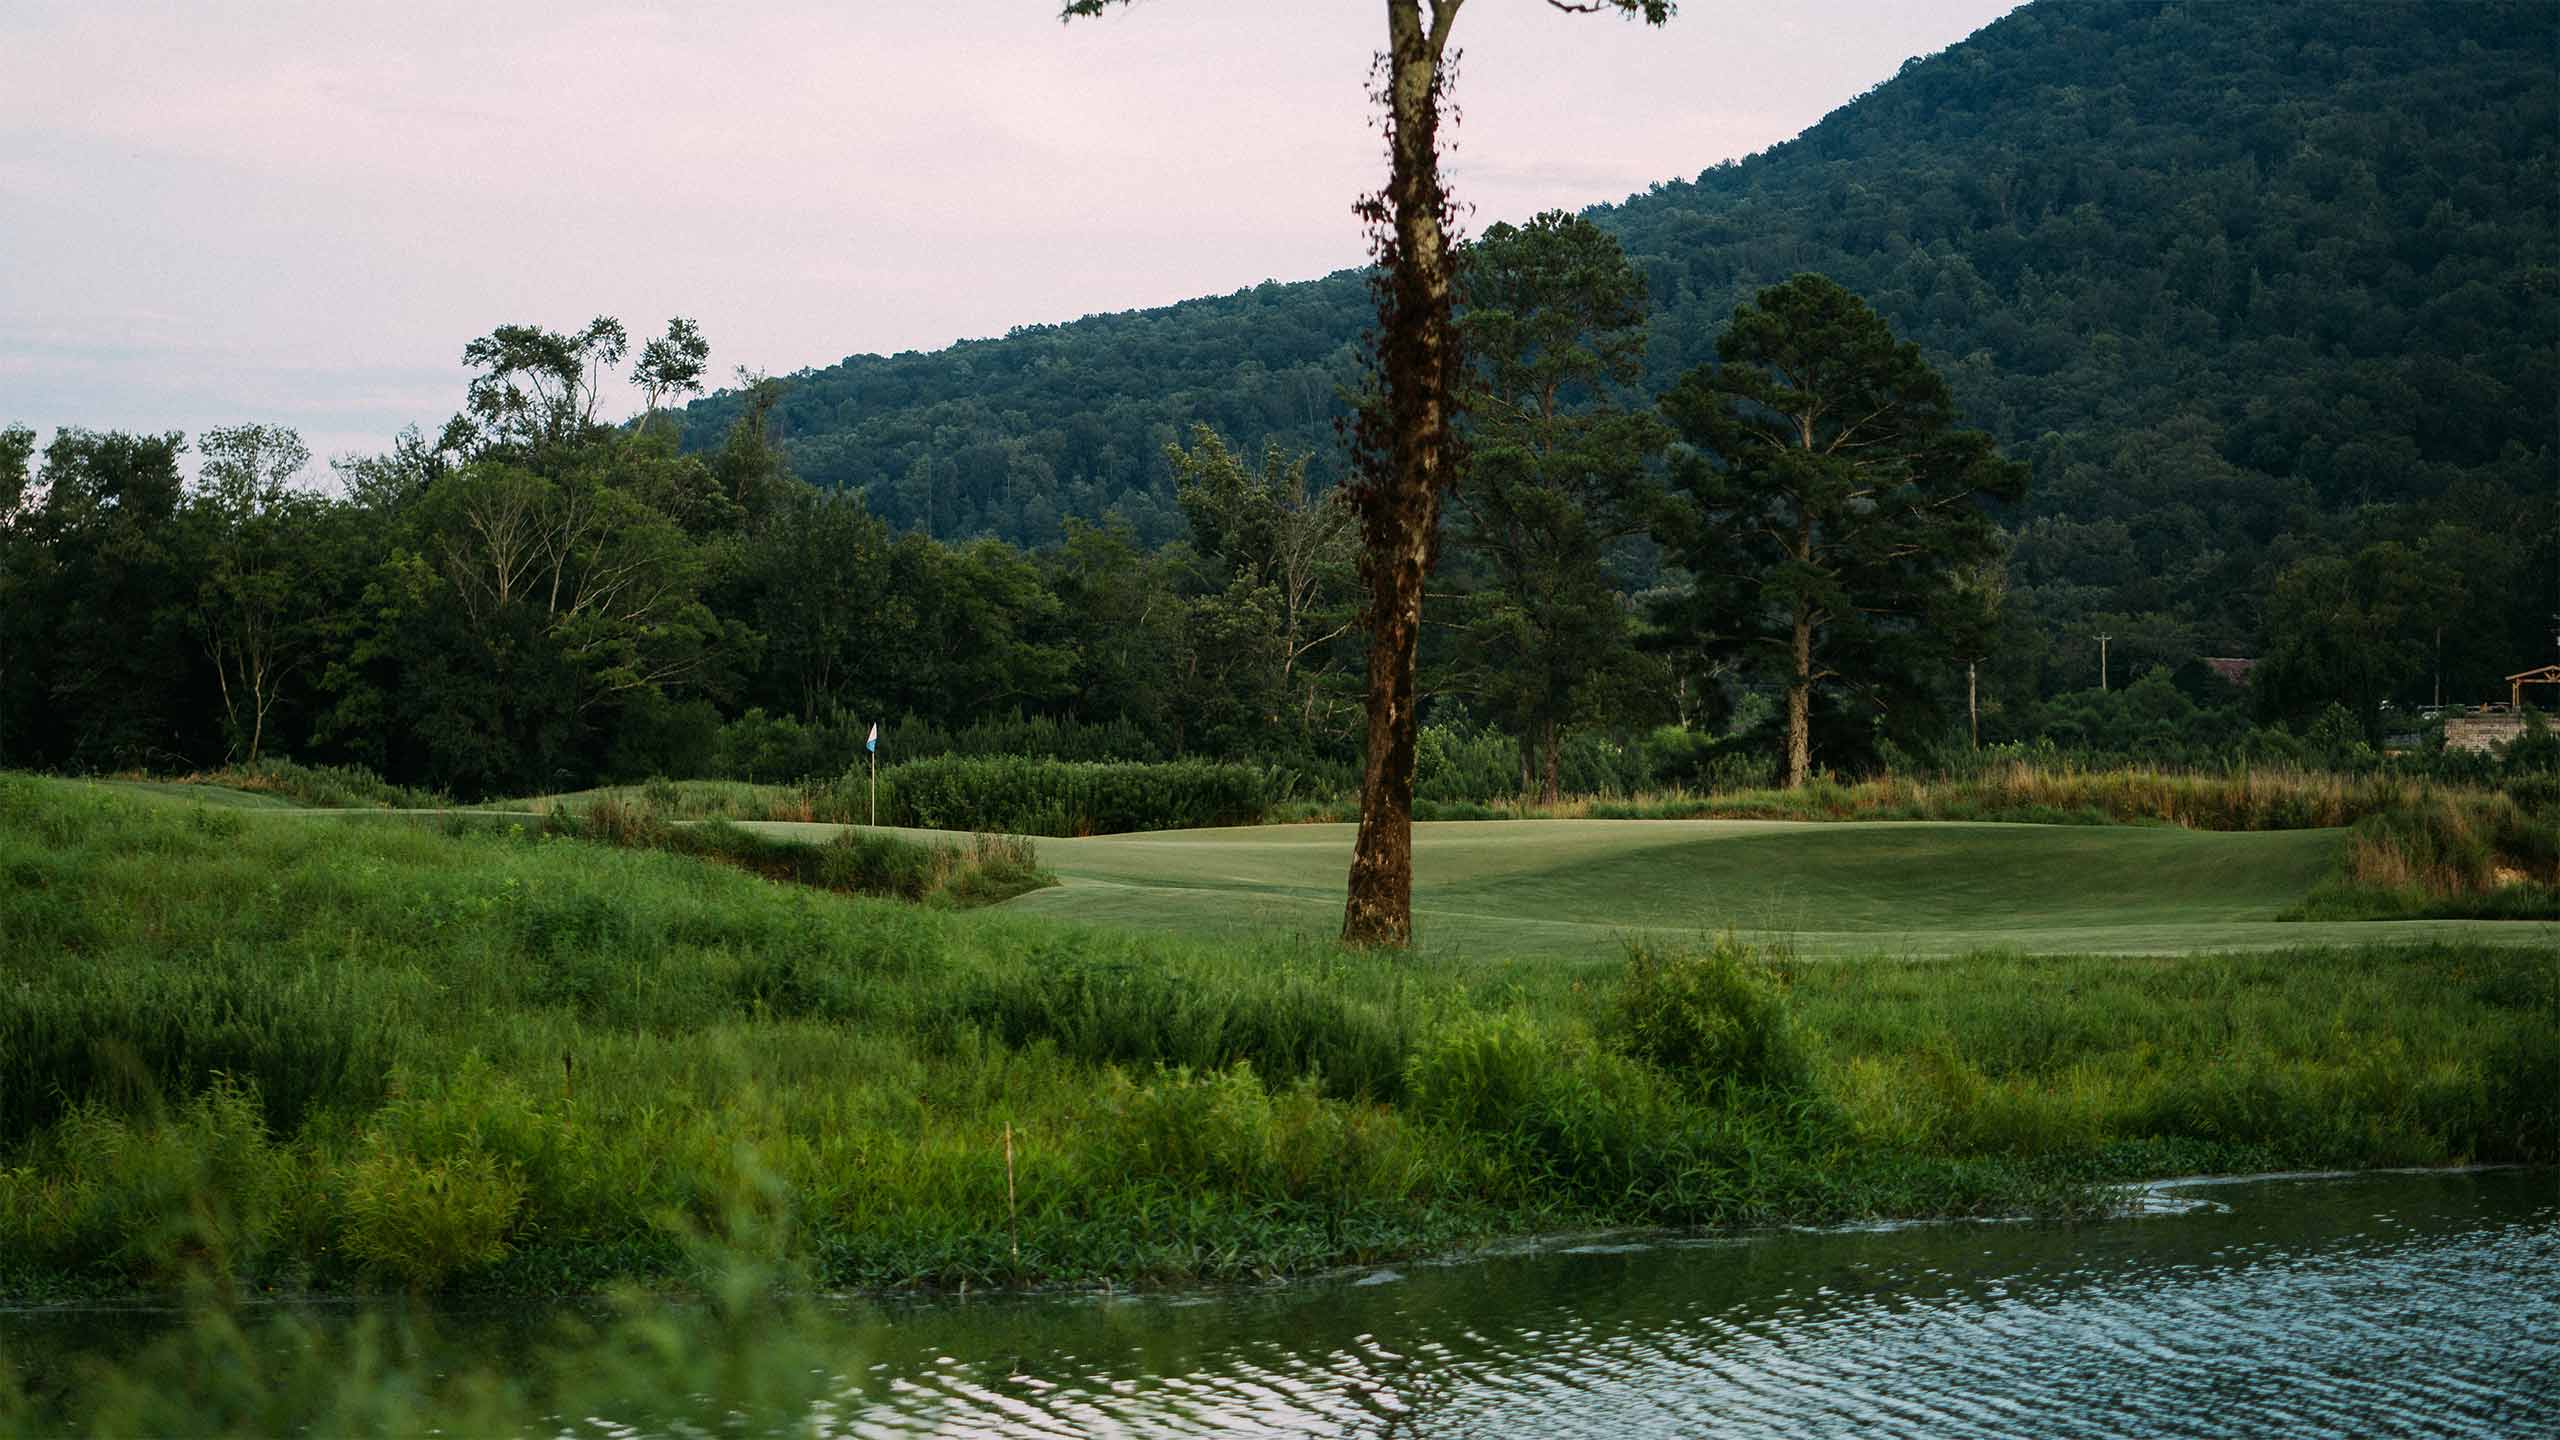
[2096,633,2113,692]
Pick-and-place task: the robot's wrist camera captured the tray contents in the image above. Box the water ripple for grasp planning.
[794,1170,2557,1440]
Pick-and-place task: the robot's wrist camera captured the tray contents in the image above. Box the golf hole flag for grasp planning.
[864,721,879,826]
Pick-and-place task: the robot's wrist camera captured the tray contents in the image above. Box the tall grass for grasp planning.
[518,761,2547,851]
[3,773,2551,1308]
[131,757,450,810]
[545,791,1051,908]
[2282,789,2560,921]
[1277,762,2546,835]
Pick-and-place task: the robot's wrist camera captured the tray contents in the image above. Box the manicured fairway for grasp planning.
[734,817,2560,959]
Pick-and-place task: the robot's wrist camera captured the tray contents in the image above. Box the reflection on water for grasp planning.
[9,1169,2555,1437]
[791,1169,2556,1439]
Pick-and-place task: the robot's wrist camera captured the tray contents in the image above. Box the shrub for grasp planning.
[337,1062,550,1289]
[529,802,1050,909]
[1100,1064,1421,1205]
[0,965,400,1146]
[1609,937,1810,1093]
[338,1146,525,1289]
[2283,789,2560,921]
[1405,1014,1552,1134]
[0,1080,294,1281]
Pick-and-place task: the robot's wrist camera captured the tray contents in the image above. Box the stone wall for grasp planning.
[2444,713,2526,754]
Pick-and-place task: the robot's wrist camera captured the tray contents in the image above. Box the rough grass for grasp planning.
[501,763,2550,847]
[539,791,1051,909]
[1277,763,2544,834]
[125,758,451,811]
[2281,789,2560,921]
[2,773,2552,1312]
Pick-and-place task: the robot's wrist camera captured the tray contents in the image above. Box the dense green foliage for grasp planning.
[6,776,2552,1310]
[1657,273,2025,785]
[2282,785,2560,921]
[838,755,1295,836]
[1448,212,1669,799]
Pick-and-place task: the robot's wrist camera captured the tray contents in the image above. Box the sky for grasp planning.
[1,0,2020,476]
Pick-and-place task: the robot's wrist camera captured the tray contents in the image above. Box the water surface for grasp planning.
[791,1168,2556,1438]
[9,1168,2553,1436]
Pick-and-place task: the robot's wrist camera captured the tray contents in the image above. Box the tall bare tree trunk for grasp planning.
[1342,0,1465,948]
[1541,722,1562,806]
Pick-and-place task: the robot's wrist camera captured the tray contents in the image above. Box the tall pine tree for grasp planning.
[1658,274,2025,787]
[1452,212,1668,802]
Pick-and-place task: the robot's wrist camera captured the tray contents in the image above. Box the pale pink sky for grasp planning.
[0,0,2019,473]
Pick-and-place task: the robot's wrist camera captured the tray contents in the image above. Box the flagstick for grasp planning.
[868,743,877,829]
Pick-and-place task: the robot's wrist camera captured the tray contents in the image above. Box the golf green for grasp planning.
[735,817,2560,959]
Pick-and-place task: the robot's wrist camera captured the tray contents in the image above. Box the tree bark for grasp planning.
[1967,658,1979,751]
[1787,605,1814,789]
[1342,0,1464,948]
[1344,582,1424,943]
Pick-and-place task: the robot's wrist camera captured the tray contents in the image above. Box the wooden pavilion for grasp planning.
[2511,664,2560,711]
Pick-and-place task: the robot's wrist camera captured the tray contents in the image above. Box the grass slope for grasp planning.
[740,818,2557,958]
[6,773,2554,1314]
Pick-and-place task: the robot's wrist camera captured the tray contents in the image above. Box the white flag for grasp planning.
[866,722,879,754]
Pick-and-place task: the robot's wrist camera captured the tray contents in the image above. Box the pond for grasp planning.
[7,1168,2553,1436]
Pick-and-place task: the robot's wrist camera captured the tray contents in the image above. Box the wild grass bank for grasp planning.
[1338,763,2559,833]
[529,792,1049,909]
[2282,789,2560,921]
[519,758,2548,841]
[2,774,2552,1308]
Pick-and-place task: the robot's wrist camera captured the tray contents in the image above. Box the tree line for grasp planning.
[11,215,2532,808]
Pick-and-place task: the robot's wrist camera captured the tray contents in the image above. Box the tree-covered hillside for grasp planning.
[676,0,2556,696]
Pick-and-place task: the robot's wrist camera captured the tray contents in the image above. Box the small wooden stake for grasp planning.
[1004,1122,1021,1268]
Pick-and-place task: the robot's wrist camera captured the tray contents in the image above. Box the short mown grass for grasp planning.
[2,773,2552,1310]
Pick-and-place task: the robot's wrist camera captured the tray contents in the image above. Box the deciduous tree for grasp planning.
[1169,425,1357,744]
[1064,0,1676,947]
[0,424,37,765]
[190,423,318,763]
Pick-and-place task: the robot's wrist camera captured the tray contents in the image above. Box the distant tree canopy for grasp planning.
[676,0,2556,710]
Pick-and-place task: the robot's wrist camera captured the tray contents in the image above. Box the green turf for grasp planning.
[736,817,2559,957]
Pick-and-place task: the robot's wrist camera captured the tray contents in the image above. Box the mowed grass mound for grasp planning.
[2,773,2554,1304]
[781,818,2560,958]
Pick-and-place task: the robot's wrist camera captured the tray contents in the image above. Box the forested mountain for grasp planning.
[675,0,2557,699]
